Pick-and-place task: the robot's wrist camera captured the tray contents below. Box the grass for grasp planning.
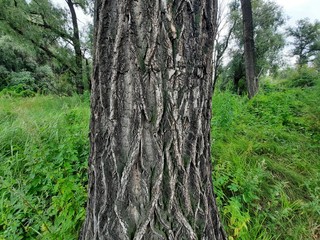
[0,94,90,239]
[211,77,320,239]
[0,74,319,239]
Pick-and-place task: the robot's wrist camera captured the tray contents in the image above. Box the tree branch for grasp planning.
[6,22,77,76]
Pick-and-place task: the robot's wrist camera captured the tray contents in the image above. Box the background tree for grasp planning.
[213,0,237,92]
[287,18,320,66]
[313,52,320,69]
[0,31,57,95]
[0,0,92,94]
[80,0,226,239]
[240,0,258,98]
[217,0,285,94]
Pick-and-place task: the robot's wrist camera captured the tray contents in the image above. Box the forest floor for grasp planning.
[0,76,319,239]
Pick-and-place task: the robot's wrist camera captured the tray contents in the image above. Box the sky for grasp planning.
[273,0,320,64]
[275,0,320,25]
[51,0,92,28]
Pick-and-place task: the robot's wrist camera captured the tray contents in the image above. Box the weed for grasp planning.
[0,95,89,239]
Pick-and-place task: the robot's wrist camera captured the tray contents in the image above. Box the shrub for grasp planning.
[287,65,319,87]
[8,71,37,91]
[0,65,10,90]
[34,65,55,93]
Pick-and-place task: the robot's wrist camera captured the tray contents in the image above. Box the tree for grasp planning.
[80,0,226,239]
[0,0,92,94]
[66,0,84,94]
[287,18,320,66]
[0,34,54,93]
[240,0,258,98]
[213,0,237,92]
[217,0,285,94]
[252,0,286,74]
[314,52,320,69]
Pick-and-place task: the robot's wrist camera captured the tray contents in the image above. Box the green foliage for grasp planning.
[212,76,320,239]
[287,66,320,88]
[0,35,36,73]
[0,33,81,95]
[253,0,286,73]
[1,70,319,239]
[287,18,320,66]
[220,0,286,91]
[0,0,92,94]
[0,95,89,239]
[0,35,59,94]
[222,0,285,79]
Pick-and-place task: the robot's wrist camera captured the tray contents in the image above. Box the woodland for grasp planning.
[0,0,319,239]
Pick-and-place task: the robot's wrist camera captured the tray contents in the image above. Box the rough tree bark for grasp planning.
[80,0,226,239]
[240,0,258,98]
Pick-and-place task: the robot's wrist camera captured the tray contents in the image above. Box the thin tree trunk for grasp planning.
[66,0,84,94]
[85,58,91,91]
[240,0,258,98]
[80,0,226,239]
[213,20,236,92]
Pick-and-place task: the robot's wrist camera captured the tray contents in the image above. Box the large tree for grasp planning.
[80,0,226,239]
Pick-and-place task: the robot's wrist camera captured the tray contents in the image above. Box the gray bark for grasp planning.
[80,0,226,239]
[240,0,258,98]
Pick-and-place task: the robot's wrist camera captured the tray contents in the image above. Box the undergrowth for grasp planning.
[212,78,320,239]
[0,76,319,239]
[0,95,90,239]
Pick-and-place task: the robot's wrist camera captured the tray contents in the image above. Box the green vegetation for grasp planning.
[287,18,320,66]
[215,0,286,95]
[212,71,320,239]
[0,0,93,95]
[0,69,319,239]
[1,0,319,239]
[0,94,90,239]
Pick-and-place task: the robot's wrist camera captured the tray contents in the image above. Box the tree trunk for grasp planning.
[240,0,258,98]
[66,0,84,94]
[80,0,226,239]
[85,57,91,91]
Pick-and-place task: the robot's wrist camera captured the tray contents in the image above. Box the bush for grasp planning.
[0,65,10,90]
[0,71,38,97]
[0,84,36,97]
[0,35,70,95]
[287,66,319,87]
[34,65,55,93]
[8,71,36,90]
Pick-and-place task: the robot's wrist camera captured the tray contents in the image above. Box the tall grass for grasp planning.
[211,78,320,239]
[0,95,90,239]
[0,75,319,239]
